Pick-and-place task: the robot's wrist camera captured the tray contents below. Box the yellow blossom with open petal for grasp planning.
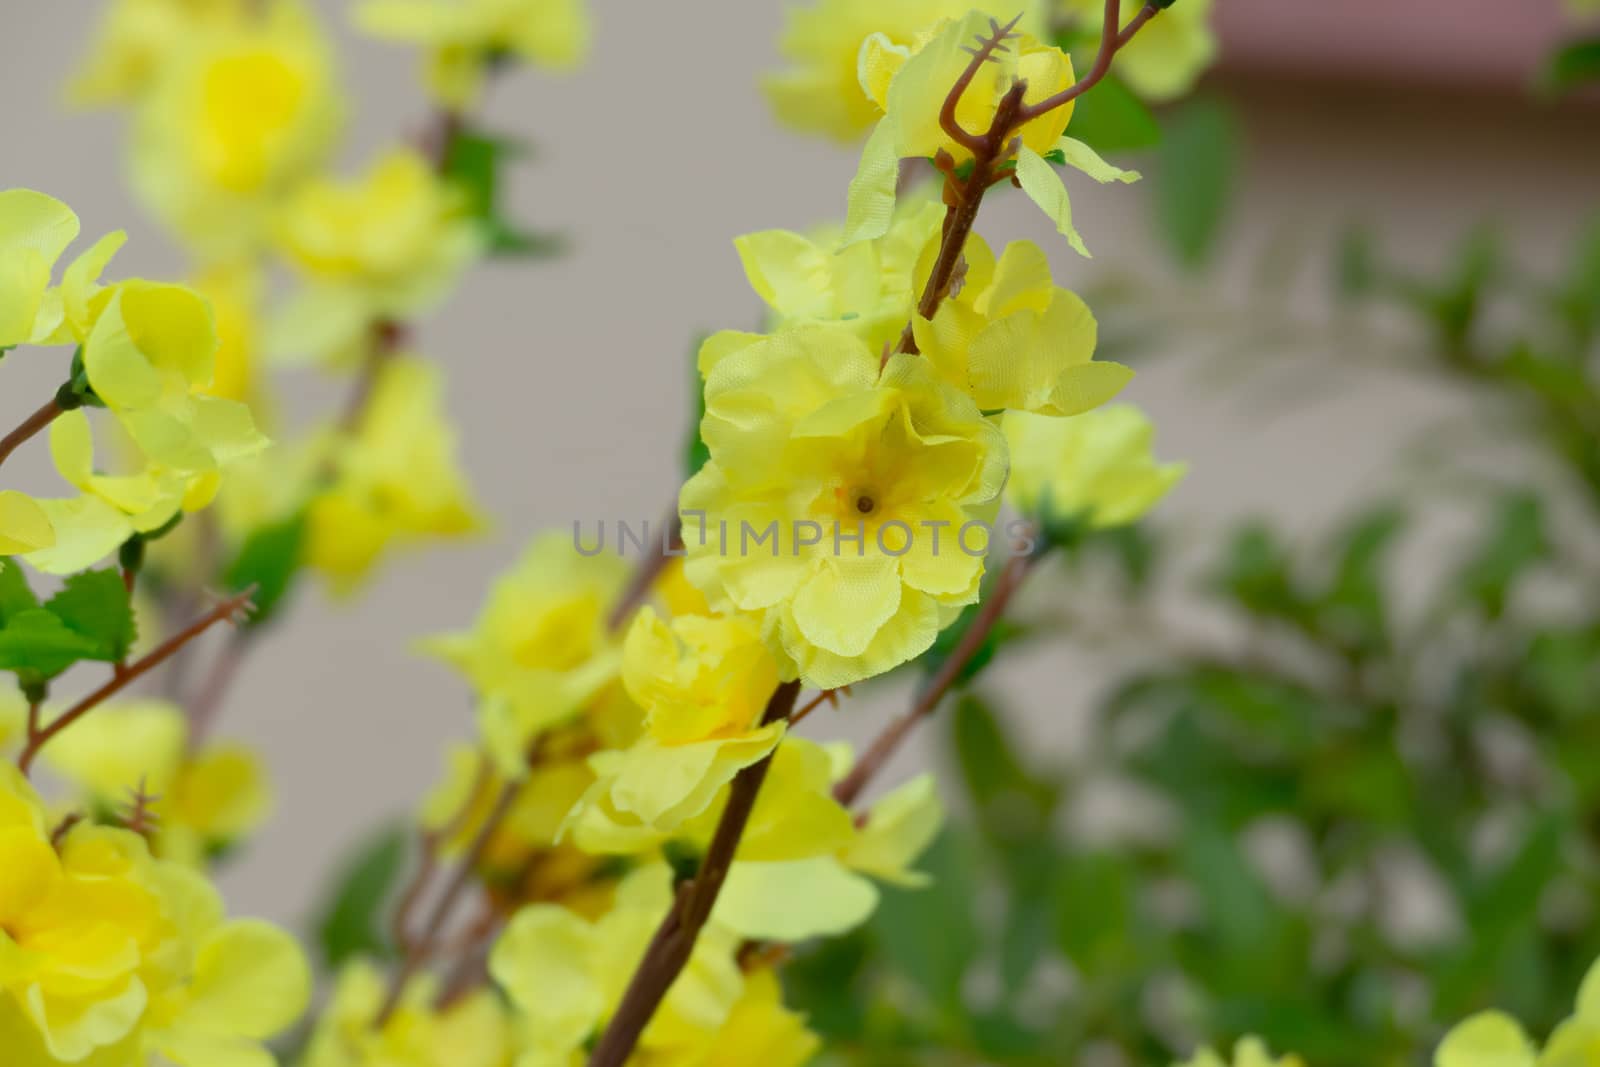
[1058,0,1217,102]
[356,0,590,109]
[41,700,273,866]
[423,532,626,775]
[0,765,308,1064]
[130,0,343,259]
[1004,405,1185,531]
[763,0,1003,142]
[912,234,1132,414]
[0,189,80,348]
[657,968,821,1067]
[0,492,56,556]
[1178,1037,1306,1067]
[273,147,483,364]
[566,608,783,846]
[301,959,512,1067]
[307,357,482,594]
[681,323,1007,688]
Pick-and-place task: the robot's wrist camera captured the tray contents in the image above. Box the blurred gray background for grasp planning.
[2,0,1597,925]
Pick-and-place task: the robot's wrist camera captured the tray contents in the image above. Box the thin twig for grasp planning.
[17,588,256,775]
[835,549,1040,807]
[374,780,519,1027]
[0,398,62,471]
[185,628,248,750]
[586,679,802,1067]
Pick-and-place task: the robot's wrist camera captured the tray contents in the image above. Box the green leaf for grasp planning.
[45,568,136,663]
[443,128,562,261]
[683,336,711,480]
[0,609,105,682]
[1180,820,1274,950]
[1538,36,1600,97]
[1454,492,1547,619]
[1315,504,1406,656]
[1211,522,1306,624]
[1056,850,1137,977]
[312,823,410,971]
[223,512,308,629]
[1154,98,1238,270]
[1066,75,1161,154]
[870,829,982,1015]
[0,559,39,623]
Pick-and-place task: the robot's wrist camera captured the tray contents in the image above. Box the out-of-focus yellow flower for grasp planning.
[69,0,252,106]
[273,147,483,364]
[1003,405,1185,532]
[734,196,942,355]
[1178,1037,1306,1067]
[0,492,56,556]
[423,531,625,775]
[356,0,590,110]
[1434,1012,1535,1067]
[130,0,343,259]
[0,189,81,348]
[566,608,783,848]
[842,771,942,885]
[680,324,1007,688]
[674,968,821,1067]
[301,960,512,1067]
[1058,0,1217,102]
[1531,953,1600,1066]
[490,865,743,1064]
[41,699,273,865]
[0,764,309,1064]
[913,235,1131,415]
[763,0,1008,142]
[306,356,482,594]
[191,261,271,420]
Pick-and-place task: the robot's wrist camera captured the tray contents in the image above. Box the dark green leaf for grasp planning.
[442,129,559,262]
[223,512,308,629]
[1154,98,1238,270]
[0,559,39,623]
[1068,75,1162,154]
[1056,850,1136,976]
[312,823,410,970]
[1538,36,1600,97]
[0,609,106,681]
[683,336,711,479]
[45,568,136,663]
[870,829,981,1014]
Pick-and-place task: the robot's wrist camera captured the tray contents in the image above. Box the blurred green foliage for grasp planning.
[785,171,1600,1066]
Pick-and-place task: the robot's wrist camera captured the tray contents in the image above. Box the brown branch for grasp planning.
[185,628,248,750]
[1017,0,1159,121]
[940,14,1026,155]
[586,679,802,1067]
[606,511,683,633]
[835,549,1039,807]
[17,588,256,775]
[0,398,62,471]
[374,780,519,1027]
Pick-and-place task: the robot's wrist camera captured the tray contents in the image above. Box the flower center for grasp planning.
[855,494,876,515]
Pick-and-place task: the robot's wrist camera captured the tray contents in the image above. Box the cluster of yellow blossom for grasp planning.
[0,763,308,1065]
[766,0,1216,143]
[37,699,273,867]
[0,189,267,574]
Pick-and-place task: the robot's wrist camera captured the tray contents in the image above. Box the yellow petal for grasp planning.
[0,491,55,554]
[841,118,899,249]
[713,857,878,941]
[182,920,310,1040]
[1014,145,1090,258]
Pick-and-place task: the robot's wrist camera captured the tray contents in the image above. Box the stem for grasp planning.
[374,780,519,1027]
[1017,0,1159,121]
[835,549,1039,807]
[586,679,802,1067]
[17,589,255,775]
[0,398,62,471]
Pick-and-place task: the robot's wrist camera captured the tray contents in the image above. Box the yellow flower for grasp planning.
[566,608,784,847]
[1178,1037,1306,1067]
[273,147,483,363]
[0,764,308,1064]
[0,492,55,556]
[1058,0,1217,102]
[423,531,625,775]
[40,699,274,865]
[307,357,483,594]
[1003,405,1185,532]
[680,324,1007,688]
[490,866,743,1064]
[68,0,252,106]
[302,960,512,1067]
[912,234,1132,414]
[672,968,820,1067]
[356,0,590,109]
[763,0,1005,142]
[1529,953,1600,1066]
[191,261,272,419]
[130,0,343,258]
[0,189,80,348]
[734,196,943,355]
[1435,1012,1535,1067]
